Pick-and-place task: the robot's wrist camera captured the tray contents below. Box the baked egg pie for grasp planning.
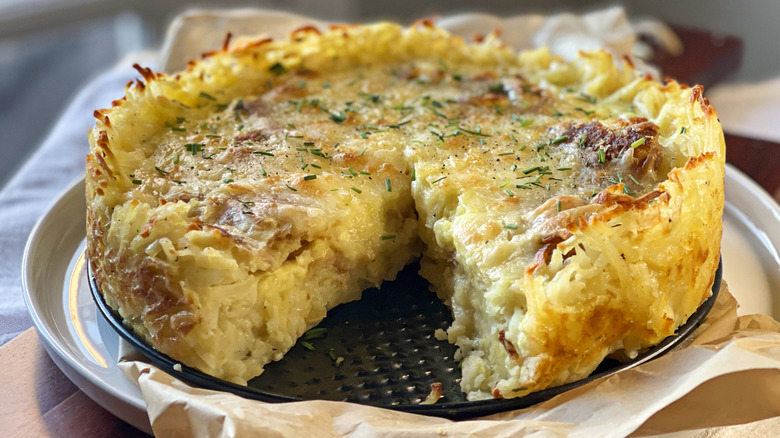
[86,22,724,400]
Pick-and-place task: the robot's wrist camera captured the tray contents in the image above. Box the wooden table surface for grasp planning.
[0,329,149,437]
[1,24,775,438]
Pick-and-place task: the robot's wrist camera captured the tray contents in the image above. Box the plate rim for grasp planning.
[20,177,151,433]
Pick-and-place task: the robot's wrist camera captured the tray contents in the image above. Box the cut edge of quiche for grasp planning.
[85,22,724,400]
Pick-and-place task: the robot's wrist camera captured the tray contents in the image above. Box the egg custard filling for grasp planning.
[87,23,724,400]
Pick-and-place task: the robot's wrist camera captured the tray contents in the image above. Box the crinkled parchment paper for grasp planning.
[117,7,780,437]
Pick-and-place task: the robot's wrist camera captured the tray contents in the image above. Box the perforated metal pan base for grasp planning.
[90,260,721,420]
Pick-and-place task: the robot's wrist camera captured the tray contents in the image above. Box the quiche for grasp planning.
[86,22,725,400]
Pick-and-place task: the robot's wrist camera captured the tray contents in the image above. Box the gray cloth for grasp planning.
[0,56,154,345]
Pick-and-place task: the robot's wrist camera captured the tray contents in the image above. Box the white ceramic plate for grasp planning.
[22,165,780,434]
[22,178,153,435]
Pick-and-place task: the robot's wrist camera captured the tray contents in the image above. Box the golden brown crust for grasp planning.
[86,22,724,396]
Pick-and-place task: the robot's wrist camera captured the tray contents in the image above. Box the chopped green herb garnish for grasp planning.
[131,179,142,185]
[154,166,168,176]
[300,341,315,351]
[185,143,204,155]
[286,184,297,191]
[430,130,445,142]
[223,178,233,183]
[254,150,275,157]
[459,126,491,137]
[523,166,542,175]
[381,234,396,240]
[260,167,267,177]
[423,99,447,118]
[165,121,187,132]
[358,92,382,103]
[172,180,186,184]
[385,178,392,192]
[575,107,594,115]
[578,93,596,103]
[629,174,640,185]
[488,82,504,93]
[303,174,317,181]
[680,126,687,134]
[269,62,287,76]
[503,188,514,197]
[557,167,572,171]
[557,200,562,212]
[173,154,180,165]
[630,137,646,148]
[550,135,568,145]
[302,328,327,340]
[504,223,519,230]
[199,91,216,101]
[347,167,358,177]
[598,148,606,163]
[579,135,587,148]
[329,111,347,124]
[510,164,517,172]
[350,186,362,194]
[498,152,514,156]
[431,176,447,184]
[411,167,416,181]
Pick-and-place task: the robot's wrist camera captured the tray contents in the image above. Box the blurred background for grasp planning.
[1,0,779,190]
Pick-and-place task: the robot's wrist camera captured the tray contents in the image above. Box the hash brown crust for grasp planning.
[86,22,724,398]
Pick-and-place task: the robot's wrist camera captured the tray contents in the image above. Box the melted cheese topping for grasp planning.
[87,23,724,399]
